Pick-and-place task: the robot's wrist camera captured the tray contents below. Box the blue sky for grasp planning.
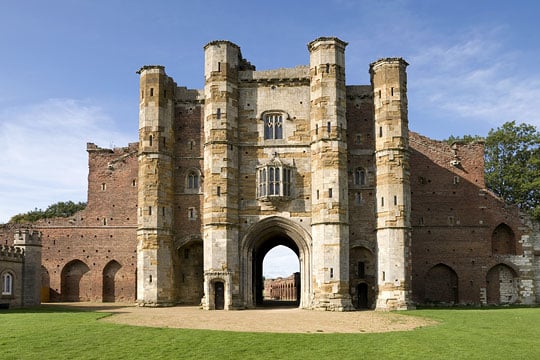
[1,0,539,276]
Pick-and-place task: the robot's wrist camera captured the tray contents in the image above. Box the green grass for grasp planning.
[1,307,539,359]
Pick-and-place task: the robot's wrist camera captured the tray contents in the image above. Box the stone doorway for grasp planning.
[357,283,369,309]
[214,281,225,310]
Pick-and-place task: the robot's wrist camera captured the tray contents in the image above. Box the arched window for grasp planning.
[354,168,366,185]
[188,172,199,189]
[264,113,283,140]
[185,169,202,193]
[2,272,13,295]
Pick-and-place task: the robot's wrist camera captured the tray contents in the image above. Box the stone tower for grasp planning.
[370,58,414,310]
[308,37,353,310]
[201,41,241,310]
[14,229,42,307]
[136,65,176,306]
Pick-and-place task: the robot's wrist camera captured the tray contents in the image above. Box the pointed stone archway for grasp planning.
[240,216,312,309]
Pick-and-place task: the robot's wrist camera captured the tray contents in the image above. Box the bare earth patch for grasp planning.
[44,302,436,333]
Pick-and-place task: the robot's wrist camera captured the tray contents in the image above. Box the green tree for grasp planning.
[9,201,87,223]
[484,121,540,221]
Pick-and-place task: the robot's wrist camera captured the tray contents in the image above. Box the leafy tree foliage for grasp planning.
[484,121,540,221]
[9,201,87,223]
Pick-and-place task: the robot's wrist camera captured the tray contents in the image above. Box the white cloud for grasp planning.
[408,28,540,136]
[263,245,299,278]
[0,98,133,223]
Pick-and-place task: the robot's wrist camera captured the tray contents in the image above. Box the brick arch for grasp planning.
[486,264,518,305]
[61,260,90,302]
[102,260,121,302]
[492,223,516,255]
[424,263,458,304]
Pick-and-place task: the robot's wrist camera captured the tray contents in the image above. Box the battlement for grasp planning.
[0,244,24,260]
[239,66,309,83]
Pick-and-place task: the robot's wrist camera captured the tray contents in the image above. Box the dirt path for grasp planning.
[44,302,436,334]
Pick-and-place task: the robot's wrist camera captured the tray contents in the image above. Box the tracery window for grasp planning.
[2,272,13,295]
[264,113,283,140]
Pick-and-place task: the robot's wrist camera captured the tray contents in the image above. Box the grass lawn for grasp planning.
[1,306,539,359]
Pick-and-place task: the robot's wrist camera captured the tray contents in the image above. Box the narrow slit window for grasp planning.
[358,262,365,278]
[216,108,221,119]
[379,127,383,138]
[329,188,333,198]
[217,186,221,196]
[150,88,154,97]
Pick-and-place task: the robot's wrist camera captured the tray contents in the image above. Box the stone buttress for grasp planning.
[370,58,414,310]
[308,37,354,310]
[201,41,241,310]
[136,65,176,306]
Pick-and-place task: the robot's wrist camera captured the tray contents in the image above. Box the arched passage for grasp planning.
[102,260,121,302]
[240,216,312,309]
[486,264,518,305]
[61,260,90,302]
[424,263,458,304]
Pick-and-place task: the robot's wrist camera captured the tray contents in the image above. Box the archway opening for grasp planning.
[254,236,299,308]
[486,264,518,305]
[424,263,458,305]
[262,245,300,307]
[241,216,312,309]
[61,260,90,302]
[102,260,121,302]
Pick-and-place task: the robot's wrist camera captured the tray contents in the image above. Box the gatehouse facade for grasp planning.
[1,37,539,310]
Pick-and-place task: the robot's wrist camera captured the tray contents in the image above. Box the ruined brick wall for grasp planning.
[31,144,138,302]
[264,273,299,301]
[409,132,528,304]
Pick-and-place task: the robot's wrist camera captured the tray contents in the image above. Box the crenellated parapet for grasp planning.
[0,244,24,261]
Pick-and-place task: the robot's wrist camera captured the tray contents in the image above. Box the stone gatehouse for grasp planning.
[1,37,539,310]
